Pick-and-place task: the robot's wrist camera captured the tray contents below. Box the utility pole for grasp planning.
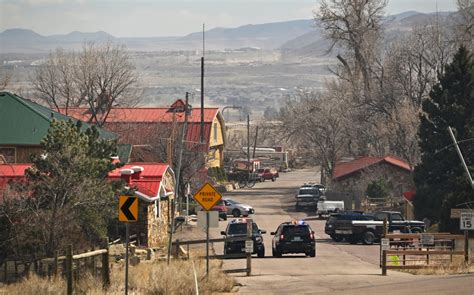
[247,114,250,177]
[448,126,474,189]
[200,23,205,144]
[167,92,190,264]
[252,126,258,158]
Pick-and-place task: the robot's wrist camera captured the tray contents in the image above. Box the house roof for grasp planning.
[108,162,173,202]
[0,91,117,145]
[0,162,173,203]
[0,164,31,202]
[64,102,223,151]
[64,106,219,124]
[332,156,412,180]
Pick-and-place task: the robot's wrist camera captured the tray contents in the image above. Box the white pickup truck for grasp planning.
[317,197,344,218]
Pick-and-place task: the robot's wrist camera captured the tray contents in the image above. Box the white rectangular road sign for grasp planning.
[460,212,474,230]
[245,240,254,253]
[381,238,390,251]
[421,234,435,246]
[197,211,219,229]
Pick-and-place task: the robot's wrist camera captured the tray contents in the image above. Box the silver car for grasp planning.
[223,198,255,217]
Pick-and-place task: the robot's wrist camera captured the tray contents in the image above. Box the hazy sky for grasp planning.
[0,0,458,37]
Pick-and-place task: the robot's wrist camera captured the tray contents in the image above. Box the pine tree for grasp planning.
[413,46,474,231]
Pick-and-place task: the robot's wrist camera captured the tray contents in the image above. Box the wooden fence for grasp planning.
[172,236,252,274]
[381,233,469,275]
[1,240,110,295]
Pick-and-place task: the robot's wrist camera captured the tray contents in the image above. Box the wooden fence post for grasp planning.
[102,238,110,289]
[3,260,7,283]
[382,250,387,276]
[464,230,469,263]
[54,250,59,277]
[66,244,73,295]
[175,239,180,258]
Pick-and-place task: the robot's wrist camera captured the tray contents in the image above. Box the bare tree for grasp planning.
[280,85,351,184]
[0,66,13,90]
[315,0,387,101]
[456,0,474,49]
[31,42,138,126]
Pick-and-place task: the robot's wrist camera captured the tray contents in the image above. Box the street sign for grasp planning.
[450,208,474,218]
[381,238,390,251]
[197,211,218,229]
[119,196,138,222]
[245,240,254,253]
[420,234,434,246]
[460,212,474,230]
[193,182,222,211]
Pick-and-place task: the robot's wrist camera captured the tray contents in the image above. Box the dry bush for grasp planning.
[0,255,235,295]
[397,255,471,275]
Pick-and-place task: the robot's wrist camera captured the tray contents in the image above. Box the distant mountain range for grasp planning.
[0,11,454,54]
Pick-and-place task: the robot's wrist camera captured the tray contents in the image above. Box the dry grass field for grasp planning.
[0,254,235,295]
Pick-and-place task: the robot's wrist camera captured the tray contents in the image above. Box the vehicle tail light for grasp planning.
[310,233,315,240]
[279,234,284,241]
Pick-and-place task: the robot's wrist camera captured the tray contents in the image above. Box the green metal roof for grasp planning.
[117,144,132,163]
[0,91,117,145]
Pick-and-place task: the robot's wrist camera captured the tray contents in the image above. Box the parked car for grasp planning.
[223,198,255,217]
[257,167,279,182]
[334,211,426,245]
[316,196,344,217]
[325,211,374,242]
[301,182,326,194]
[295,186,321,210]
[271,220,316,257]
[199,199,227,220]
[221,218,266,257]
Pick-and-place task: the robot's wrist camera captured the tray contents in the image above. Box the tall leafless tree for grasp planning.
[316,0,387,103]
[31,42,138,126]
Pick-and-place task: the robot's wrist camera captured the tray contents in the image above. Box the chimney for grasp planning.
[111,156,120,165]
[130,166,144,180]
[120,168,134,185]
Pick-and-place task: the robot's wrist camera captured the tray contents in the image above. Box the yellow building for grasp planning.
[65,99,226,168]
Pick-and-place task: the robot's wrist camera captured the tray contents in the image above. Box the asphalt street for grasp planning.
[209,169,474,294]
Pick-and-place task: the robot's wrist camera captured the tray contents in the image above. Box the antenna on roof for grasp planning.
[200,23,205,144]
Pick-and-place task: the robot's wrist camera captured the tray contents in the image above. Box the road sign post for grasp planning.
[246,218,252,276]
[460,212,473,263]
[193,183,222,278]
[460,212,474,230]
[118,196,138,295]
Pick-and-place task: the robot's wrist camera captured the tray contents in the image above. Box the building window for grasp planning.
[154,200,160,218]
[214,123,218,143]
[0,147,16,163]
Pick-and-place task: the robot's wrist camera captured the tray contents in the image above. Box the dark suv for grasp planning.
[325,211,374,242]
[271,221,315,257]
[221,219,266,258]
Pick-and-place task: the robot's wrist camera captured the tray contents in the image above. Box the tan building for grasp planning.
[331,156,414,212]
[108,163,175,247]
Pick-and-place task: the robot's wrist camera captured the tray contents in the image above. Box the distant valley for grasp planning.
[0,11,455,118]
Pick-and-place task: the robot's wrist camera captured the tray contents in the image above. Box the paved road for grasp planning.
[210,169,474,294]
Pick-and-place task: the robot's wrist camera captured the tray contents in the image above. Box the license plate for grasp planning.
[292,236,302,241]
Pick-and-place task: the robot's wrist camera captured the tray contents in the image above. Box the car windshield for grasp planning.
[282,225,310,237]
[327,216,338,224]
[227,223,259,235]
[299,188,319,195]
[225,199,237,205]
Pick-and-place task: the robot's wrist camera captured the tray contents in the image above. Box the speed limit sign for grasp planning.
[460,212,474,230]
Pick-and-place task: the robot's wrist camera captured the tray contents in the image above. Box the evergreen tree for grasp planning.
[413,46,474,231]
[1,120,124,258]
